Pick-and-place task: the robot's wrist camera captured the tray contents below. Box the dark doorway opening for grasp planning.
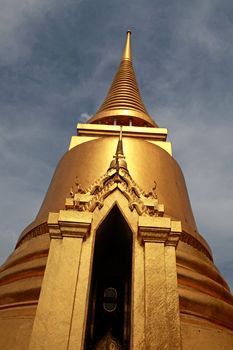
[85,206,132,349]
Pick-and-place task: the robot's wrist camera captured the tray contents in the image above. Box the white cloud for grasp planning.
[0,0,83,64]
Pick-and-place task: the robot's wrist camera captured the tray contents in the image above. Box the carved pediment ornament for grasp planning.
[66,129,164,217]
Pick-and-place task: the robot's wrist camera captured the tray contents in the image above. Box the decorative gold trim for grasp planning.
[180,231,212,261]
[16,223,48,248]
[15,222,212,261]
[48,211,92,240]
[138,216,181,247]
[0,300,38,310]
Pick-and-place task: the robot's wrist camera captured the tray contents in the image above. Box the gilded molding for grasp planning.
[48,211,92,240]
[0,300,38,311]
[15,222,212,261]
[16,222,48,248]
[138,216,182,247]
[180,231,212,261]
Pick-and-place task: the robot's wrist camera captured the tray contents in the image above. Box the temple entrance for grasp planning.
[85,206,132,349]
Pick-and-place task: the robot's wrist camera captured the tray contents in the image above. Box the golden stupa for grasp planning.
[0,31,233,350]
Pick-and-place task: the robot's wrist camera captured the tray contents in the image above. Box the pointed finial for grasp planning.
[116,126,123,156]
[121,30,132,61]
[108,128,128,172]
[115,127,128,171]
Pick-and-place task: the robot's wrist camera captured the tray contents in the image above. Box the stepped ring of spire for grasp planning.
[88,31,157,127]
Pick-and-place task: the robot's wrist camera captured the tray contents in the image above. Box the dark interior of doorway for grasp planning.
[85,205,132,349]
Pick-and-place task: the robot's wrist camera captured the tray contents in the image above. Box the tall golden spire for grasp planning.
[88,31,157,127]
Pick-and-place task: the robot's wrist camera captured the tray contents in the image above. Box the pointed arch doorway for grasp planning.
[85,205,133,349]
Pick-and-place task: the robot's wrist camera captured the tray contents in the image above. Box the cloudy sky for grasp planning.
[0,0,232,290]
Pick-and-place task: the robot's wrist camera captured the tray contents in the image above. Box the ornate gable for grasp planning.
[65,130,164,217]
